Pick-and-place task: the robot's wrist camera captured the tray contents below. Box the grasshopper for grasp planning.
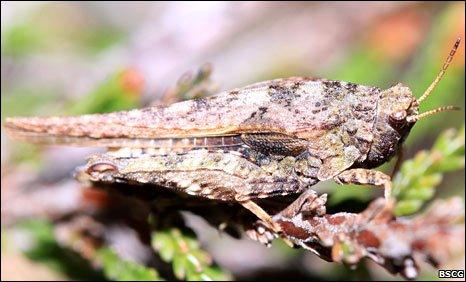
[5,38,461,234]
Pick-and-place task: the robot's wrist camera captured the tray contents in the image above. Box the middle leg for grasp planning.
[334,168,393,202]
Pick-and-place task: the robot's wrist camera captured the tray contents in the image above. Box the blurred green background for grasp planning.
[1,2,464,281]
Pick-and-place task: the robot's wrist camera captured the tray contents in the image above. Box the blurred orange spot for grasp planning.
[120,67,145,97]
[366,7,428,61]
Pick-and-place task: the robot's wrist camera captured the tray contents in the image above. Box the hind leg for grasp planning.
[240,200,283,234]
[235,178,308,233]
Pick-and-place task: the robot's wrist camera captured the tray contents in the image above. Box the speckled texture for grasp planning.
[6,77,420,202]
[79,148,311,202]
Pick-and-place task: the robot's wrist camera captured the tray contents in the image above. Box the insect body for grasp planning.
[5,39,461,233]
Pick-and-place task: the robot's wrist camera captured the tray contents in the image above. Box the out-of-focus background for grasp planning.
[1,2,464,281]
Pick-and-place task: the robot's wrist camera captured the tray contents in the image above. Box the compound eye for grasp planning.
[390,110,407,123]
[87,162,118,174]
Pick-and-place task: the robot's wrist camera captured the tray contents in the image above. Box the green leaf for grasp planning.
[17,219,162,281]
[328,184,374,206]
[16,219,105,280]
[68,69,142,115]
[394,200,424,216]
[2,23,43,56]
[151,226,232,281]
[152,231,176,262]
[394,125,465,216]
[96,248,162,281]
[172,255,188,280]
[403,187,435,201]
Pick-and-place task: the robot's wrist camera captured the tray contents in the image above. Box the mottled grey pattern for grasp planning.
[6,77,420,202]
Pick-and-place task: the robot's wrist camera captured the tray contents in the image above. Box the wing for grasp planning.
[4,76,379,169]
[5,77,317,147]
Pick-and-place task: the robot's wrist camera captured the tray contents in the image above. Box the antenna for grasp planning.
[417,38,461,104]
[406,105,459,123]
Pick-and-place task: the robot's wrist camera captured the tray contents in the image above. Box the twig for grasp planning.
[262,192,464,280]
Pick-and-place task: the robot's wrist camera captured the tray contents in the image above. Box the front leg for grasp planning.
[391,146,404,178]
[334,168,393,201]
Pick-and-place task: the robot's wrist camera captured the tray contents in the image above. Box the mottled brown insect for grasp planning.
[5,38,461,233]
